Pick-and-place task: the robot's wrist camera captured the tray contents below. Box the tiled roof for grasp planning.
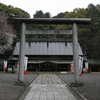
[13,41,83,56]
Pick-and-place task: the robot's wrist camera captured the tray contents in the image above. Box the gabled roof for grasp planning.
[13,41,83,56]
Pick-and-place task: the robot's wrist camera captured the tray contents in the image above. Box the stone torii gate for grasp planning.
[11,18,91,86]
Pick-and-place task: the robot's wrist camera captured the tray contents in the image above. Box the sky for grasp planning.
[0,0,100,17]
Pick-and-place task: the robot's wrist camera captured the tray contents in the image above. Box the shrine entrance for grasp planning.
[10,18,91,86]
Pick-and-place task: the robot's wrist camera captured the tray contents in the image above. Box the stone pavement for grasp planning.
[24,73,77,100]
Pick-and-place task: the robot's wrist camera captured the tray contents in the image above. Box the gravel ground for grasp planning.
[0,72,38,100]
[58,73,100,100]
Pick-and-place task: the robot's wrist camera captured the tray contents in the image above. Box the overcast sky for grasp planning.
[0,0,100,17]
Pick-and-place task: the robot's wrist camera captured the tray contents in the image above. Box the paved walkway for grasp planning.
[24,74,77,100]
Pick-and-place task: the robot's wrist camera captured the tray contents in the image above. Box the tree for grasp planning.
[0,3,30,18]
[53,11,68,18]
[33,10,51,18]
[29,10,52,31]
[33,10,44,18]
[44,12,51,18]
[0,3,30,37]
[65,8,87,18]
[55,8,89,31]
[53,11,69,31]
[96,4,100,11]
[0,12,15,54]
[86,4,100,33]
[82,4,100,58]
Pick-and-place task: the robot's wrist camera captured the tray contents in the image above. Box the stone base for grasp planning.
[14,80,28,87]
[71,81,84,87]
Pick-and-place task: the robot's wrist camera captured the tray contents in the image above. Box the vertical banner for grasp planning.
[85,62,88,71]
[24,57,28,75]
[70,64,74,73]
[4,61,7,71]
[79,56,83,76]
[17,61,19,73]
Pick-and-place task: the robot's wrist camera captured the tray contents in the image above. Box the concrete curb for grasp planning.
[29,74,39,84]
[16,75,39,100]
[57,75,87,100]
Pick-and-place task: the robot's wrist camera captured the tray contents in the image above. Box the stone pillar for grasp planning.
[71,23,84,87]
[18,23,26,82]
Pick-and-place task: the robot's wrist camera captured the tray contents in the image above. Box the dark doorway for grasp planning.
[28,64,38,71]
[57,64,70,71]
[40,62,54,71]
[91,65,100,72]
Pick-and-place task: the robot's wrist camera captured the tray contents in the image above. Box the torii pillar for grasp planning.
[15,23,26,86]
[18,23,26,82]
[71,23,84,86]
